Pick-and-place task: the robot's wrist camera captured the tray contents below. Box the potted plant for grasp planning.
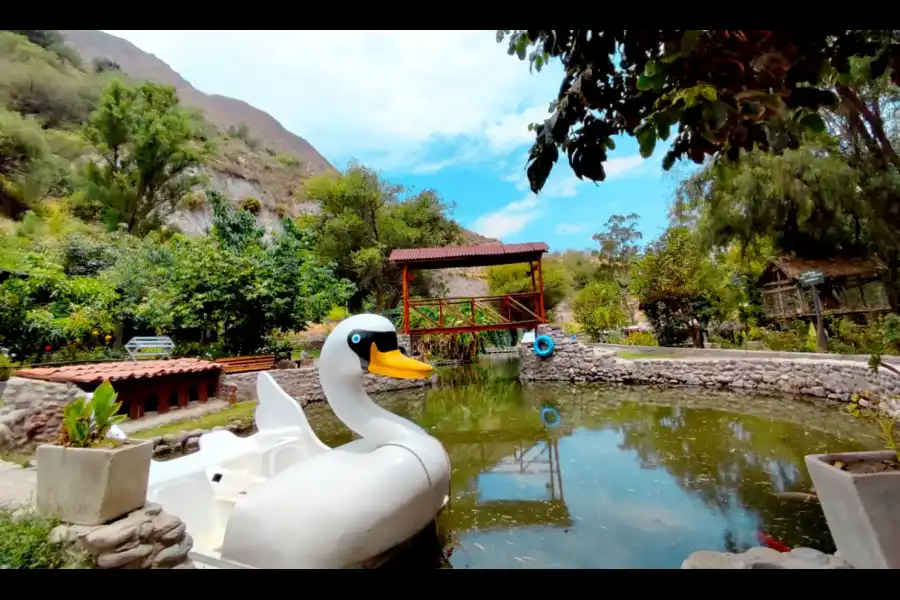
[36,380,153,526]
[805,391,900,569]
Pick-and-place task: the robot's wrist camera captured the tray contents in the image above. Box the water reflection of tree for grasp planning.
[605,403,836,551]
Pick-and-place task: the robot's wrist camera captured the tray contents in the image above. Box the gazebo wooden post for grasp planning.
[536,256,546,322]
[177,381,190,408]
[197,374,209,403]
[402,264,410,335]
[156,377,172,414]
[120,383,144,420]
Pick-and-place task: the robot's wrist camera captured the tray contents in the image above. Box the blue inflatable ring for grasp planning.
[541,407,561,428]
[534,335,555,358]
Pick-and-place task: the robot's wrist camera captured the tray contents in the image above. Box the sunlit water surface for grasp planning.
[300,356,879,569]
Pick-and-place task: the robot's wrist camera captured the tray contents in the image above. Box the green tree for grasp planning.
[485,259,569,312]
[554,250,601,291]
[0,256,118,361]
[496,30,900,193]
[305,164,461,311]
[80,80,209,233]
[592,213,642,282]
[111,197,354,355]
[572,279,629,341]
[208,189,263,254]
[632,226,726,347]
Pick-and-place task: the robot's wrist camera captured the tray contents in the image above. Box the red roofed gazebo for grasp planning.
[389,242,549,336]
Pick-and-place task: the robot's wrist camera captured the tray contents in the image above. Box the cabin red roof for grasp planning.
[389,243,548,269]
[14,359,222,385]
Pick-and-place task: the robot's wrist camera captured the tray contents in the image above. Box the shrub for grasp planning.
[623,331,657,346]
[182,191,206,210]
[0,508,91,569]
[0,353,17,381]
[882,313,900,350]
[826,317,881,355]
[91,57,120,74]
[264,336,294,361]
[601,330,625,344]
[273,201,291,218]
[239,196,261,215]
[61,233,117,276]
[325,305,348,322]
[2,64,96,128]
[274,153,300,167]
[572,279,629,341]
[760,323,815,352]
[227,123,259,150]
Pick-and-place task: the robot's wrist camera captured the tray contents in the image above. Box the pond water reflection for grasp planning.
[302,356,880,569]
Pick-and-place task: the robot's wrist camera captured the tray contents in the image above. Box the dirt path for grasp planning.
[0,461,36,508]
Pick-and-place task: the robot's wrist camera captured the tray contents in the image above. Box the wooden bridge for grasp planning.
[389,243,549,336]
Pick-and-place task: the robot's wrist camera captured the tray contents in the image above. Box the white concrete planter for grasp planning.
[36,439,153,526]
[806,450,900,569]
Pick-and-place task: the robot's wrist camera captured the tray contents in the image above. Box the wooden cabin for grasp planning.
[759,257,891,322]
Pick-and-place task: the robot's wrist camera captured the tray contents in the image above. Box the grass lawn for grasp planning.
[131,401,258,439]
[616,350,681,360]
[291,348,321,360]
[0,451,33,467]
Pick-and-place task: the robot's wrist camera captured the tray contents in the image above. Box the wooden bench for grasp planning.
[215,354,276,374]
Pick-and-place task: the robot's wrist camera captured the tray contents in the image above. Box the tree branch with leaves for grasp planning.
[497,30,900,194]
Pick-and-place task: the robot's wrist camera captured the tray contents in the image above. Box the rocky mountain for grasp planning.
[60,30,334,176]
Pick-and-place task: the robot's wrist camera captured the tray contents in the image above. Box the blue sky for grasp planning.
[105,30,692,251]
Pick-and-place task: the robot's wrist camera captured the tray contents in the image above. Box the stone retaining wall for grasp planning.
[150,419,252,457]
[521,325,900,417]
[0,378,89,452]
[224,366,431,404]
[51,503,194,569]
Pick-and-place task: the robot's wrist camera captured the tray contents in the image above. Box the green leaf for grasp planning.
[644,60,659,77]
[656,121,670,140]
[699,86,717,102]
[638,128,657,158]
[92,380,116,407]
[605,138,617,151]
[799,112,827,134]
[637,75,653,91]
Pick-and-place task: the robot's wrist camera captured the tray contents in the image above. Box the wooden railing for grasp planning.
[406,292,544,335]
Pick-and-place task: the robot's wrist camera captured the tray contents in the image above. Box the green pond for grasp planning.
[301,356,882,569]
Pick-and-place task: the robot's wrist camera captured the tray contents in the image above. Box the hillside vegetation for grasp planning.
[0,30,488,365]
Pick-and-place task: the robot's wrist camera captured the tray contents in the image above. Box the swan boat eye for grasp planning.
[347,329,400,363]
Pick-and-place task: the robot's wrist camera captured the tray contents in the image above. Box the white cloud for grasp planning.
[605,155,647,178]
[472,193,542,239]
[103,30,560,172]
[555,223,586,235]
[505,195,538,212]
[472,210,541,239]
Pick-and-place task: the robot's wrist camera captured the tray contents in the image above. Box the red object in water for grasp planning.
[757,529,791,553]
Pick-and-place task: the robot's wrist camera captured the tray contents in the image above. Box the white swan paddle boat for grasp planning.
[139,314,451,569]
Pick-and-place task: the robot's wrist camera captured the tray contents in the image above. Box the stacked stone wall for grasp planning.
[520,325,900,416]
